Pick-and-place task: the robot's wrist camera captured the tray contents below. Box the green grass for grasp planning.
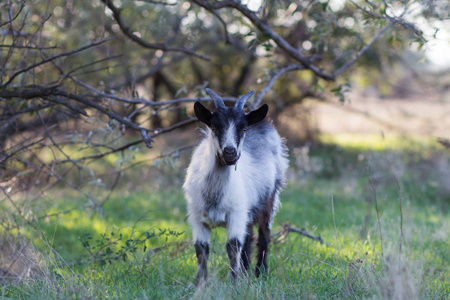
[1,138,450,299]
[319,133,439,151]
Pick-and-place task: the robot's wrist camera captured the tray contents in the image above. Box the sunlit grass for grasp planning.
[319,133,438,151]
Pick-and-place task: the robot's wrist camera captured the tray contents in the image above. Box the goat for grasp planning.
[183,88,288,284]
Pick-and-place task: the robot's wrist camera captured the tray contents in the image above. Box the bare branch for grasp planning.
[1,38,114,88]
[52,90,154,146]
[137,0,177,6]
[352,0,424,39]
[0,1,25,28]
[272,222,330,245]
[53,118,197,164]
[0,85,59,99]
[192,0,335,81]
[334,23,394,77]
[116,142,196,173]
[44,96,88,117]
[199,4,231,44]
[437,138,450,149]
[15,155,100,210]
[0,45,59,50]
[253,64,304,109]
[37,111,83,172]
[70,77,240,106]
[60,54,123,82]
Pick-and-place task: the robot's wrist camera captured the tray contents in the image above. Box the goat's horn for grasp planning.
[235,90,255,110]
[205,88,225,109]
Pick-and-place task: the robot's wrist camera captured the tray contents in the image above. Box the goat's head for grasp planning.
[194,88,268,166]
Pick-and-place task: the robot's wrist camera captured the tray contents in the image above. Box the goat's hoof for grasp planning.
[195,277,208,289]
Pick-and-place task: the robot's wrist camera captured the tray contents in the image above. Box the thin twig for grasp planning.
[113,142,197,173]
[331,195,355,298]
[101,0,209,61]
[337,0,420,77]
[394,176,404,261]
[52,118,197,164]
[334,23,393,77]
[192,0,335,81]
[70,77,238,106]
[37,111,83,172]
[0,45,58,50]
[271,222,330,245]
[368,177,384,258]
[0,1,25,27]
[253,64,304,109]
[437,138,450,149]
[1,38,114,88]
[59,54,123,83]
[99,171,122,207]
[53,89,154,146]
[331,195,342,265]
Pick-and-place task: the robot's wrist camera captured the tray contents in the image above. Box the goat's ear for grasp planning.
[246,104,268,126]
[194,101,213,126]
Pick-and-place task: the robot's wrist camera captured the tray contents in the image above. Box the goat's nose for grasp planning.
[224,147,236,155]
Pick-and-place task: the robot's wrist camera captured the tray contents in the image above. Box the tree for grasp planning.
[0,0,446,226]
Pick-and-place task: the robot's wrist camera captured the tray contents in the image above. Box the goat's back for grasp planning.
[243,119,288,172]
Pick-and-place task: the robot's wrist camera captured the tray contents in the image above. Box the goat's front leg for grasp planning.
[195,241,209,285]
[191,221,211,286]
[226,211,248,281]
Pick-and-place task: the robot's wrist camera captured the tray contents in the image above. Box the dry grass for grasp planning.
[0,234,43,283]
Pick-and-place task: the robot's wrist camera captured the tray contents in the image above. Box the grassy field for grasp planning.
[1,135,449,299]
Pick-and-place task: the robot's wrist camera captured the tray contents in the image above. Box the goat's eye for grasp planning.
[211,127,216,132]
[242,128,247,133]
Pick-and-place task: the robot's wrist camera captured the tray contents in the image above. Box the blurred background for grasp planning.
[0,0,449,298]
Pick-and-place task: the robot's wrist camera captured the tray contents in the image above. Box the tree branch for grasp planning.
[192,0,335,81]
[52,90,154,147]
[0,1,25,28]
[52,118,197,164]
[101,0,209,61]
[1,38,114,88]
[337,0,421,77]
[334,23,393,77]
[253,64,304,109]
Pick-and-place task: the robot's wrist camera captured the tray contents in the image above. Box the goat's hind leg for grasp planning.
[256,221,270,277]
[241,223,254,272]
[256,194,278,277]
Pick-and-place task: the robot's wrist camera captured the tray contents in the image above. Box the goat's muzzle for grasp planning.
[222,147,238,166]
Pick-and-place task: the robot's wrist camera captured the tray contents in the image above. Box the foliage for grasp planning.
[79,227,184,267]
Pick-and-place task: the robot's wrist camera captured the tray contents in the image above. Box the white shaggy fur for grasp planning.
[183,123,288,245]
[183,89,288,282]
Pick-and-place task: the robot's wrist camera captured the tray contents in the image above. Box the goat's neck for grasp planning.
[201,137,231,209]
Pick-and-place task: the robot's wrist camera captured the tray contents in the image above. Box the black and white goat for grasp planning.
[183,88,288,284]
